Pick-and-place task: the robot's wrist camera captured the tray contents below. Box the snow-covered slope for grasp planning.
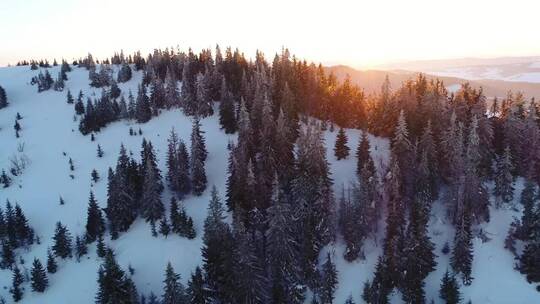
[0,65,538,303]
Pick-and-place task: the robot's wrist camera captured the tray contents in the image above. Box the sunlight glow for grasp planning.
[1,0,539,67]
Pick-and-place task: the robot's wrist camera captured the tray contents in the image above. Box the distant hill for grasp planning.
[377,56,540,71]
[325,65,540,99]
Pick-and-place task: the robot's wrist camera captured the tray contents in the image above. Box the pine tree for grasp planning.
[166,129,180,192]
[334,127,350,160]
[294,122,334,287]
[96,235,107,258]
[136,84,152,123]
[1,240,14,269]
[96,250,136,304]
[46,248,57,273]
[1,169,11,188]
[267,180,306,303]
[451,209,474,285]
[195,72,213,117]
[159,217,170,237]
[162,262,187,304]
[344,295,356,304]
[75,98,85,115]
[356,131,372,178]
[118,63,132,83]
[91,169,100,182]
[401,198,436,304]
[232,221,268,303]
[10,265,23,302]
[66,89,74,104]
[164,67,180,108]
[0,85,8,109]
[52,221,72,259]
[494,146,515,207]
[177,140,191,196]
[191,120,207,195]
[14,119,21,137]
[13,204,34,247]
[518,178,537,239]
[320,253,338,304]
[141,146,165,233]
[75,235,88,261]
[86,191,105,243]
[97,144,104,157]
[202,187,235,302]
[219,83,236,133]
[391,110,414,201]
[187,266,208,304]
[439,270,461,304]
[30,258,48,292]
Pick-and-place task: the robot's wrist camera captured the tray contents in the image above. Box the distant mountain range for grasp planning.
[326,61,540,99]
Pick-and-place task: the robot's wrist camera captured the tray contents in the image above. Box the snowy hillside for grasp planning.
[0,64,539,304]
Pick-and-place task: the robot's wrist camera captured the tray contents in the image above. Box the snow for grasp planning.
[0,65,539,303]
[427,65,540,83]
[508,72,540,83]
[446,84,461,94]
[0,65,235,302]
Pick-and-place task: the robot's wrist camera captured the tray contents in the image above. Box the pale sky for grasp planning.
[1,0,540,68]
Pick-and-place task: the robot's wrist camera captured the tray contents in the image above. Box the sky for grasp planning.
[1,0,540,68]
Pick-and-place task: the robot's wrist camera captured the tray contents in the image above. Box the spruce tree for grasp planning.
[118,63,132,83]
[75,235,88,261]
[356,131,372,178]
[46,248,57,273]
[187,266,208,304]
[219,83,236,133]
[96,235,107,258]
[1,240,15,269]
[97,144,104,157]
[52,221,72,259]
[91,169,100,183]
[86,191,105,243]
[75,98,85,115]
[162,262,187,304]
[13,204,34,247]
[0,85,8,109]
[494,146,515,207]
[439,270,461,304]
[96,250,135,304]
[177,140,191,196]
[164,67,180,108]
[159,217,170,237]
[10,264,24,302]
[451,209,474,285]
[334,127,350,160]
[141,149,165,234]
[344,295,356,304]
[1,169,11,188]
[320,253,338,304]
[232,221,268,303]
[66,89,74,104]
[135,84,152,123]
[267,180,305,303]
[166,129,180,192]
[30,258,48,292]
[202,187,235,302]
[191,120,207,195]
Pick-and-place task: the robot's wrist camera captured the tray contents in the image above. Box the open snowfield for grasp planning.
[0,65,539,303]
[425,62,540,84]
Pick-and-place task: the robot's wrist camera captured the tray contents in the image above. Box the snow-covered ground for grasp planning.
[0,65,538,303]
[425,62,540,83]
